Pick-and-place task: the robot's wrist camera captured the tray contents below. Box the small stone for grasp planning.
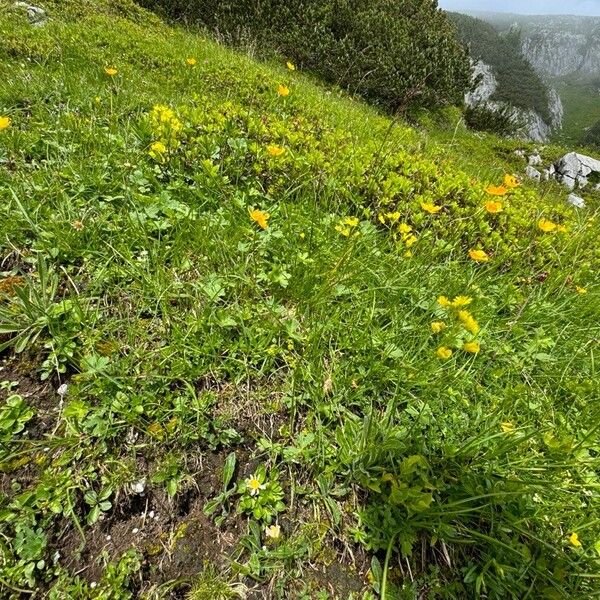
[528,153,542,166]
[132,527,139,534]
[567,194,586,209]
[106,535,112,541]
[129,479,146,494]
[148,510,155,519]
[525,166,541,181]
[57,383,68,397]
[90,582,97,589]
[514,149,526,159]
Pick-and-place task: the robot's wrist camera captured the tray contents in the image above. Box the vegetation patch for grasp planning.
[0,1,599,598]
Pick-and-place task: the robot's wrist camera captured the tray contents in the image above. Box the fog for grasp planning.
[437,0,600,16]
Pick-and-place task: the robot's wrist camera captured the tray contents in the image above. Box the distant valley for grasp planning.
[448,10,600,146]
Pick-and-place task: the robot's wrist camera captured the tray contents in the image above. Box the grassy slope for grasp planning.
[0,1,600,598]
[552,77,600,146]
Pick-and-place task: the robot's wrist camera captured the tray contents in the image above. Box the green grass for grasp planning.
[1,1,600,599]
[552,76,600,146]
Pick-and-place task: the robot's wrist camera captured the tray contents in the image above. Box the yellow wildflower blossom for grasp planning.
[451,296,472,308]
[436,347,453,360]
[421,202,442,214]
[267,145,285,157]
[469,249,490,263]
[286,61,296,71]
[463,341,481,354]
[104,67,118,76]
[343,216,360,227]
[486,185,508,196]
[186,57,197,66]
[431,322,446,334]
[0,116,11,130]
[404,234,418,248]
[485,200,503,214]
[149,141,167,160]
[576,286,587,294]
[438,296,452,308]
[538,219,557,233]
[398,223,412,234]
[458,310,479,335]
[569,532,582,548]
[503,174,520,189]
[501,422,515,433]
[335,225,351,237]
[246,475,265,497]
[250,208,270,230]
[265,524,282,539]
[277,84,290,97]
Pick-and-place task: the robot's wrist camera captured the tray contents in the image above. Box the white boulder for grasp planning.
[525,166,542,181]
[554,152,600,190]
[567,193,586,208]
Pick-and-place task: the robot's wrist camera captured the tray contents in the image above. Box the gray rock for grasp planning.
[542,169,554,181]
[555,152,600,190]
[514,149,527,159]
[14,2,47,26]
[526,166,542,181]
[567,193,586,208]
[529,153,543,166]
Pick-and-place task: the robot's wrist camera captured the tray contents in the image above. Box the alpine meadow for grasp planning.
[0,1,599,599]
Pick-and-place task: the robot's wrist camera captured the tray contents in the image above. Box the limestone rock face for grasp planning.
[554,152,600,190]
[520,18,600,79]
[465,60,563,142]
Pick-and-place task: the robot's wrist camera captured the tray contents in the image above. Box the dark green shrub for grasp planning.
[583,119,600,150]
[464,104,518,136]
[138,0,471,113]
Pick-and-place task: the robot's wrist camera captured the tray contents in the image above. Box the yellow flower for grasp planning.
[186,57,197,66]
[250,208,270,230]
[335,225,351,237]
[104,67,118,76]
[501,422,515,434]
[265,524,282,540]
[569,532,582,548]
[463,341,481,354]
[286,61,296,71]
[557,224,568,233]
[404,234,418,248]
[343,217,360,227]
[71,220,85,231]
[503,174,520,189]
[431,321,446,334]
[398,223,412,234]
[436,347,453,360]
[485,200,503,214]
[246,475,265,497]
[149,141,167,160]
[421,202,442,214]
[0,116,11,130]
[451,296,472,308]
[438,296,452,308]
[486,185,508,196]
[277,84,290,97]
[458,310,479,335]
[267,145,285,157]
[385,211,400,223]
[576,286,587,294]
[538,219,557,233]
[469,249,490,263]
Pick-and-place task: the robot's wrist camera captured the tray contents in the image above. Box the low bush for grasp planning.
[138,0,471,113]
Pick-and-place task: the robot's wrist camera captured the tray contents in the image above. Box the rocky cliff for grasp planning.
[468,12,600,79]
[466,60,563,142]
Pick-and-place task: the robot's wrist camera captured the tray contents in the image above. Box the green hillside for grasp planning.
[0,1,599,598]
